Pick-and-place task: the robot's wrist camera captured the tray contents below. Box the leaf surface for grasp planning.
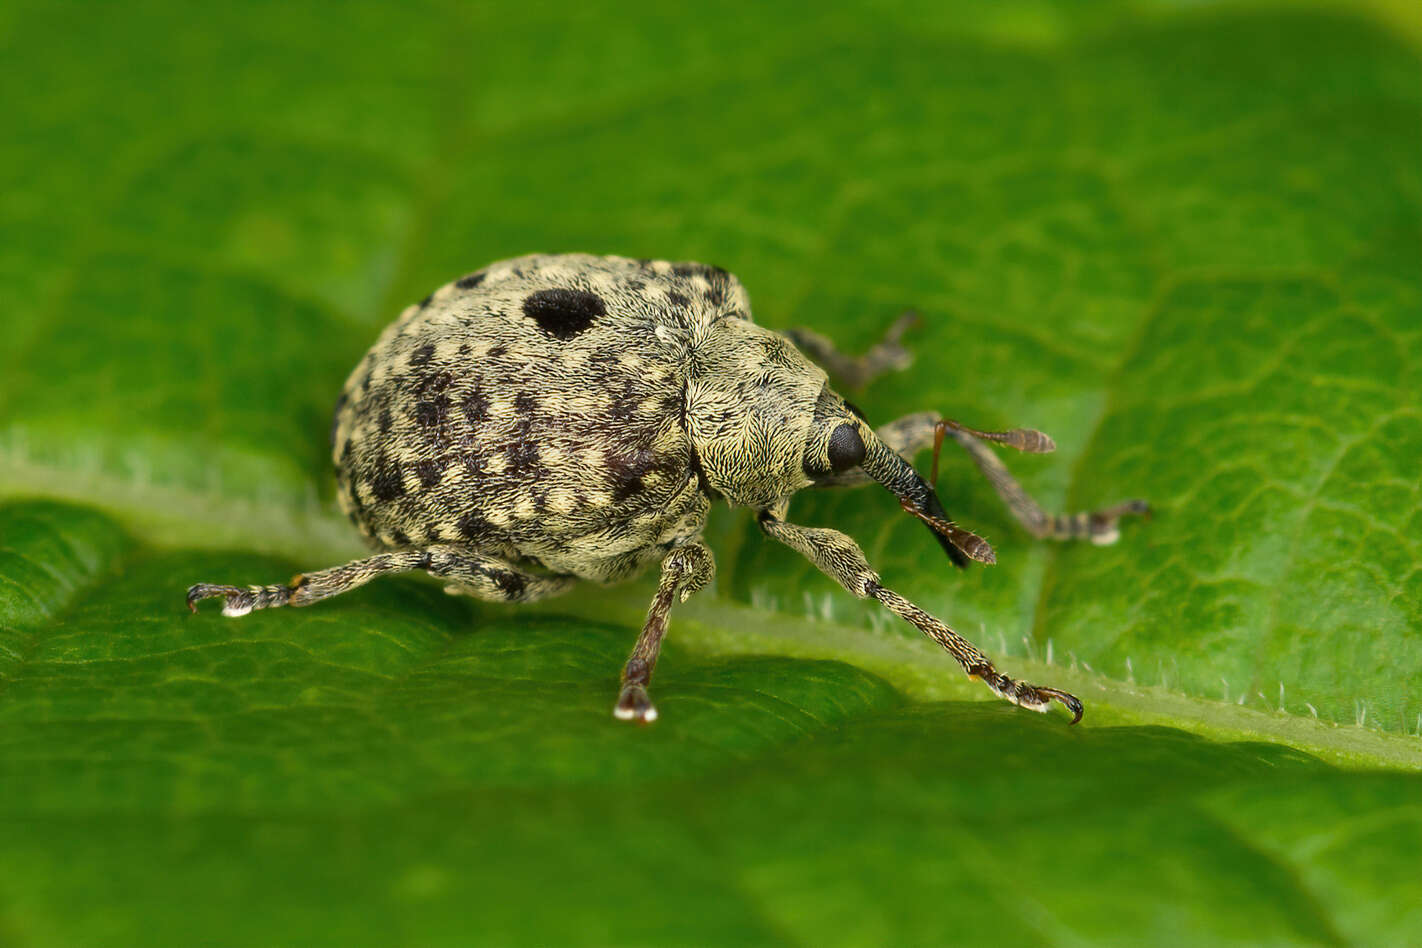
[2,1,1420,944]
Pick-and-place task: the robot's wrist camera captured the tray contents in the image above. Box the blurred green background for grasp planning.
[2,0,1421,944]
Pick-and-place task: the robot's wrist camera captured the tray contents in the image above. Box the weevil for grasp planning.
[187,253,1147,724]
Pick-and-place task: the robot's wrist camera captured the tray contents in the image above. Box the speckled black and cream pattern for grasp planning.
[331,254,751,583]
[190,252,1147,725]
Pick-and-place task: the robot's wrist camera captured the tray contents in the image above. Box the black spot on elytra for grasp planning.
[698,263,732,306]
[608,378,644,423]
[456,511,490,540]
[609,398,637,423]
[606,447,656,502]
[666,290,690,308]
[612,475,645,503]
[487,344,507,358]
[416,370,453,394]
[370,456,406,501]
[505,420,541,475]
[514,393,537,413]
[419,293,433,309]
[413,397,448,429]
[410,343,436,366]
[673,262,728,281]
[461,389,489,425]
[414,457,446,488]
[378,408,394,435]
[458,449,488,476]
[488,568,526,600]
[389,528,410,546]
[522,288,605,340]
[456,272,486,290]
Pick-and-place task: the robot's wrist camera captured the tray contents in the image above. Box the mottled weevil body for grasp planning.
[188,253,1147,723]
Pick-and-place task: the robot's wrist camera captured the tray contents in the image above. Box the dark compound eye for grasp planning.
[827,423,865,472]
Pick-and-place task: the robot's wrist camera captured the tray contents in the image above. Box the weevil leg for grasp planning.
[186,546,575,616]
[930,418,1150,545]
[816,411,1148,545]
[786,310,919,390]
[757,503,1082,722]
[615,541,715,725]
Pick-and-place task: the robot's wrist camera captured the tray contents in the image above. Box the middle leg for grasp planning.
[614,541,716,724]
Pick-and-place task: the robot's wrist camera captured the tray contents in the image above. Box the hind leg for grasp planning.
[614,541,715,724]
[186,546,575,616]
[787,311,919,390]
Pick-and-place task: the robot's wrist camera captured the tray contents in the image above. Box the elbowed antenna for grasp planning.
[858,429,995,568]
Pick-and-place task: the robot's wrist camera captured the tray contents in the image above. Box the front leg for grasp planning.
[614,541,715,724]
[757,503,1083,722]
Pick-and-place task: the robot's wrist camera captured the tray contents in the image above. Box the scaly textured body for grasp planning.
[331,254,735,585]
[189,253,1147,723]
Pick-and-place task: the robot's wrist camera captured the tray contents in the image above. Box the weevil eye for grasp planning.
[826,423,866,472]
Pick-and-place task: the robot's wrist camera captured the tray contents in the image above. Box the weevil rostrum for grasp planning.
[188,253,1148,724]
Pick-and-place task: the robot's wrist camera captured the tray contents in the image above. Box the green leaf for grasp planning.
[2,1,1420,944]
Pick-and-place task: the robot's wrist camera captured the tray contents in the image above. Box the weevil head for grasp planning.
[684,319,974,566]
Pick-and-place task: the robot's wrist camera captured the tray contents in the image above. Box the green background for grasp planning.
[2,0,1421,944]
